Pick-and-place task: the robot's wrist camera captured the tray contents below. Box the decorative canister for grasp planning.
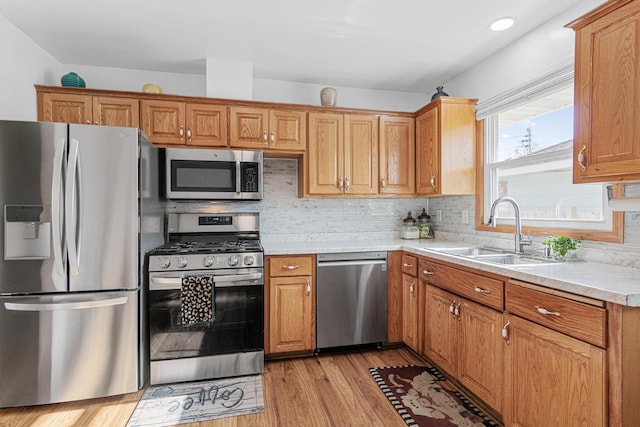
[431,86,448,101]
[417,208,434,239]
[401,211,419,240]
[60,72,86,88]
[320,87,337,106]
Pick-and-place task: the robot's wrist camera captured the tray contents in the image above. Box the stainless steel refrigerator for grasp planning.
[0,120,162,407]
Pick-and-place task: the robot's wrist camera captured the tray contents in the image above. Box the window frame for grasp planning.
[475,119,624,243]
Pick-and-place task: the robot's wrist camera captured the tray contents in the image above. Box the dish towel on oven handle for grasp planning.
[180,275,214,326]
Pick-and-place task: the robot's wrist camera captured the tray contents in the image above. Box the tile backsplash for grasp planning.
[165,158,429,242]
[165,158,640,269]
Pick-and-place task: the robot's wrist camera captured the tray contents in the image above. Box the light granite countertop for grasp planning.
[263,239,640,307]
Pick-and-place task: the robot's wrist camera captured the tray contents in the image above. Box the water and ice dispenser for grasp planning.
[4,205,50,260]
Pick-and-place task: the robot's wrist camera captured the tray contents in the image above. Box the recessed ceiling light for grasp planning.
[490,17,516,32]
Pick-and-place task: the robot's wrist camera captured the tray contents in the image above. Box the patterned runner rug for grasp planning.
[370,365,501,427]
[126,375,264,427]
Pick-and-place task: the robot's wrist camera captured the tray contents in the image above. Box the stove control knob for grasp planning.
[203,256,215,268]
[158,257,171,269]
[228,255,240,267]
[176,257,188,269]
[244,255,255,266]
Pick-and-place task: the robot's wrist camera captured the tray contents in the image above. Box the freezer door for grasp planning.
[0,120,67,294]
[0,290,139,407]
[67,125,138,291]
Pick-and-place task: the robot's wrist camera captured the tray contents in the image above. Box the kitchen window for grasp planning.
[476,66,623,242]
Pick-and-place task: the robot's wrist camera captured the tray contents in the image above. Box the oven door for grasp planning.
[148,270,264,362]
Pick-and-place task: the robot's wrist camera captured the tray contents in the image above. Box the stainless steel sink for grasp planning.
[434,246,558,266]
[437,247,504,256]
[468,253,558,266]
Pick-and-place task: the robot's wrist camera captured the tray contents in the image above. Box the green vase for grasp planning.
[61,72,86,88]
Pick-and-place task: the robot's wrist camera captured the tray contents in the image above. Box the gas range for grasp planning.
[148,212,263,272]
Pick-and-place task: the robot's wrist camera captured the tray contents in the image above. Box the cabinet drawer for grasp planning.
[401,254,418,276]
[269,256,313,277]
[420,259,504,310]
[506,282,606,348]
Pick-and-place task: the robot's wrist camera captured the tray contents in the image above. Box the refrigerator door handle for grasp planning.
[51,138,66,278]
[4,296,128,311]
[65,138,80,276]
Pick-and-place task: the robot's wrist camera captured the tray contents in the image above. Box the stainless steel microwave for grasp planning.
[162,148,263,200]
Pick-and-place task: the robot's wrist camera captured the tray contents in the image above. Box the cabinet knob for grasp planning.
[187,128,192,142]
[535,305,561,317]
[403,263,413,267]
[270,131,275,146]
[263,131,268,145]
[422,270,434,276]
[345,177,350,193]
[179,126,184,140]
[430,175,437,190]
[502,320,510,344]
[306,279,311,296]
[338,176,344,192]
[283,265,300,270]
[577,144,587,172]
[474,286,491,294]
[86,120,90,124]
[381,178,386,190]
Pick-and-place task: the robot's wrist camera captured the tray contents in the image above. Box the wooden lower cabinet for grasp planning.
[423,284,503,412]
[266,255,315,355]
[402,273,420,352]
[503,314,605,426]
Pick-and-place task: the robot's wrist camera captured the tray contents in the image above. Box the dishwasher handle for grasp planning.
[317,259,387,268]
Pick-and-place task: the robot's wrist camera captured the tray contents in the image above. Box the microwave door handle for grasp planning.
[236,160,241,195]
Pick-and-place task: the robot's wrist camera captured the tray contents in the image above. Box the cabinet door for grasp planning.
[402,273,419,352]
[307,112,344,195]
[573,1,640,183]
[269,109,306,151]
[93,96,139,127]
[39,92,92,124]
[415,107,439,195]
[458,298,503,413]
[185,103,227,147]
[140,99,186,145]
[269,276,314,353]
[424,285,457,375]
[504,315,606,427]
[229,106,269,148]
[379,116,415,194]
[344,114,378,195]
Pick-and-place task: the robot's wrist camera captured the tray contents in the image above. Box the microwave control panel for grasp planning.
[241,163,259,192]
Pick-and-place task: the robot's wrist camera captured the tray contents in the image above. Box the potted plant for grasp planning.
[542,236,581,261]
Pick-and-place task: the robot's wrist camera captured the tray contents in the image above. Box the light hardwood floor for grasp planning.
[0,346,423,427]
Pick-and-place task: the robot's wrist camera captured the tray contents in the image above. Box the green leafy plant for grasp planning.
[542,236,581,260]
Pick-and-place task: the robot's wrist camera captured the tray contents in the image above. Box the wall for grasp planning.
[165,158,429,243]
[0,14,60,120]
[253,78,428,112]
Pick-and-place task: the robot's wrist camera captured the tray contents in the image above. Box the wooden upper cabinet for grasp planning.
[93,96,139,127]
[38,90,139,127]
[415,107,439,195]
[569,0,640,183]
[307,112,344,195]
[38,92,92,124]
[415,97,476,196]
[379,115,415,195]
[185,104,227,147]
[230,106,306,152]
[344,114,378,195]
[140,99,186,145]
[141,100,227,146]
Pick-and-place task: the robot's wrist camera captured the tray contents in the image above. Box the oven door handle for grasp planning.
[214,273,263,287]
[149,272,263,290]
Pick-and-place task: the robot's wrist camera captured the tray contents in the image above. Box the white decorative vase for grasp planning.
[320,87,337,106]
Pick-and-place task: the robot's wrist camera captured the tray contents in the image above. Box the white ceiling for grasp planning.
[1,0,591,93]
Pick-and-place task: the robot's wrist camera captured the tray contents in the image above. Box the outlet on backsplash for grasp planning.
[461,210,469,224]
[437,210,442,223]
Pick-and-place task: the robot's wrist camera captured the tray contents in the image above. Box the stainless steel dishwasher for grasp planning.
[316,252,388,349]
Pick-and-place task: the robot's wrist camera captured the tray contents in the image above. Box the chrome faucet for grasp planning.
[487,196,532,253]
